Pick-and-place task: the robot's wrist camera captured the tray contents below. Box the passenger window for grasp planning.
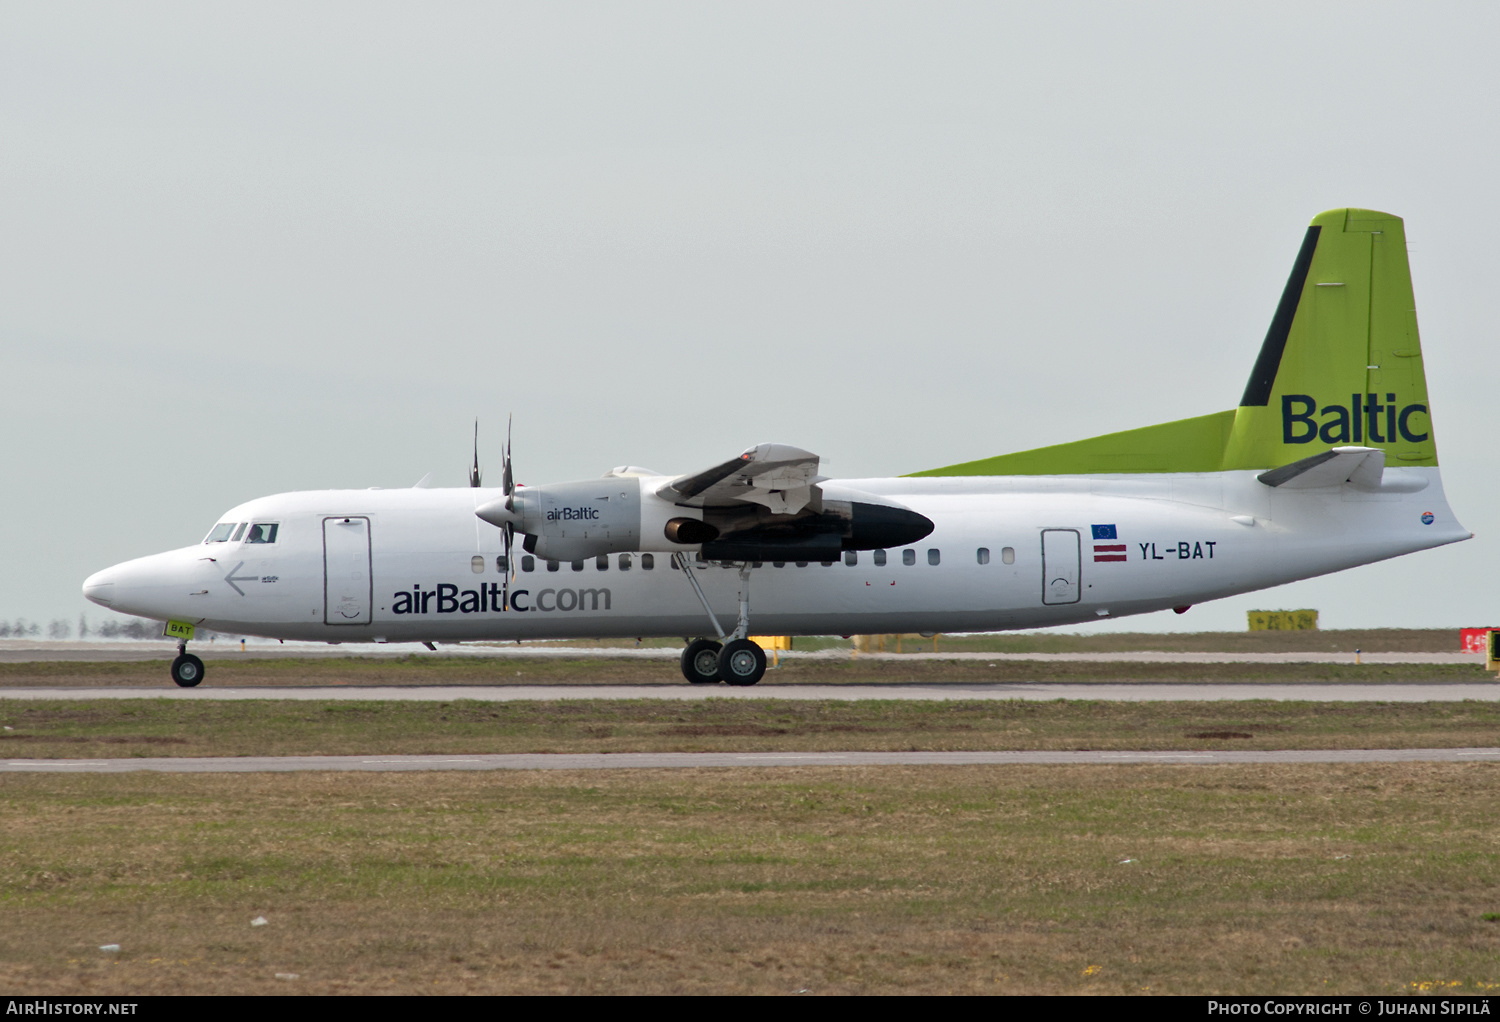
[547,560,560,572]
[595,556,608,571]
[977,547,990,565]
[521,555,535,573]
[873,549,887,566]
[795,561,808,568]
[619,553,632,571]
[244,523,278,544]
[773,561,785,568]
[902,549,916,566]
[928,549,940,566]
[572,560,584,572]
[641,553,654,570]
[205,523,237,543]
[231,523,248,542]
[844,551,857,566]
[497,555,509,572]
[471,555,485,573]
[821,560,833,567]
[751,561,763,569]
[1002,546,1015,565]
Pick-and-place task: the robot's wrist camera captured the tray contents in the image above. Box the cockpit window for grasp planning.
[244,523,279,544]
[205,523,240,543]
[231,523,247,542]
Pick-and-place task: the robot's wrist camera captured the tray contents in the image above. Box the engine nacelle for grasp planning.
[476,477,932,563]
[476,476,704,561]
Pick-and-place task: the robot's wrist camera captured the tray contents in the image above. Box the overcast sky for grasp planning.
[3,2,1496,634]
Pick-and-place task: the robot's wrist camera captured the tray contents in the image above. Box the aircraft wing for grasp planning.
[657,443,822,514]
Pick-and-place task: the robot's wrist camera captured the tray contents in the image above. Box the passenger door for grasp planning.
[1041,529,1081,605]
[323,516,372,624]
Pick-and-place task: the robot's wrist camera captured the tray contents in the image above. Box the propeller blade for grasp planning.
[502,522,514,611]
[502,414,514,508]
[469,418,482,488]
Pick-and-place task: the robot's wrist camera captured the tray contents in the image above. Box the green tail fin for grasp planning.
[911,208,1436,478]
[1221,208,1435,469]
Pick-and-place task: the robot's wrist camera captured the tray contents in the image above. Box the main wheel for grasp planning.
[681,639,723,684]
[717,639,766,686]
[170,653,205,688]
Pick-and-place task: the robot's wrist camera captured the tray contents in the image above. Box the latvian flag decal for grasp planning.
[1091,524,1126,562]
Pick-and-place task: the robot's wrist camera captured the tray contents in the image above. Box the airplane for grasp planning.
[83,208,1469,688]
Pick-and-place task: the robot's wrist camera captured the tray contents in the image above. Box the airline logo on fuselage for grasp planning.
[546,507,600,521]
[1281,394,1429,445]
[390,583,610,615]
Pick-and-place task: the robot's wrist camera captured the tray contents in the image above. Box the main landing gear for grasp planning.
[679,637,768,686]
[170,642,204,688]
[681,639,724,684]
[674,555,768,686]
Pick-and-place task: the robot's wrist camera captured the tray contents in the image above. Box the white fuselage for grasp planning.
[83,468,1467,642]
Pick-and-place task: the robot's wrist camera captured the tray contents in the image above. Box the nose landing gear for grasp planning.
[170,642,205,688]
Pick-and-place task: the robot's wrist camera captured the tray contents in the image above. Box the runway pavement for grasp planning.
[4,747,1498,773]
[3,682,1498,702]
[0,640,1481,665]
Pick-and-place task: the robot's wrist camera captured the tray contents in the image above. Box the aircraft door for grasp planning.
[1041,529,1081,605]
[323,516,372,625]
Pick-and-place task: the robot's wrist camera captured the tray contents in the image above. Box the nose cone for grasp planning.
[475,496,520,528]
[82,548,207,619]
[82,567,118,606]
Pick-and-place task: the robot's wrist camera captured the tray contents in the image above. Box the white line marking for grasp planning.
[7,761,111,767]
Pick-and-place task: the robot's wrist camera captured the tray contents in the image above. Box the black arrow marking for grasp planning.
[224,562,259,596]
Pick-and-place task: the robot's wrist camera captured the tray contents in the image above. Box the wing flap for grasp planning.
[658,443,821,513]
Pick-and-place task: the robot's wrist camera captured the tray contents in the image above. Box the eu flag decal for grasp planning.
[1091,524,1126,563]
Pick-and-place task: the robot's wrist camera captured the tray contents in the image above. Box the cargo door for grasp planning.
[323,516,372,624]
[1041,529,1081,605]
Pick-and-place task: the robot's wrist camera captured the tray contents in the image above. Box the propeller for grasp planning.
[471,416,520,609]
[468,419,482,488]
[501,415,515,610]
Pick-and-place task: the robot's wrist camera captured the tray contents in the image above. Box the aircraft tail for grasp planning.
[1220,208,1435,469]
[912,208,1437,477]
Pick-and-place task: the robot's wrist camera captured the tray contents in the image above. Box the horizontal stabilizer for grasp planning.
[1257,446,1383,489]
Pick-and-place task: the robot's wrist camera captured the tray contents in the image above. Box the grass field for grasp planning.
[0,656,1487,689]
[3,634,1492,995]
[481,628,1470,654]
[2,764,1498,995]
[3,697,1500,757]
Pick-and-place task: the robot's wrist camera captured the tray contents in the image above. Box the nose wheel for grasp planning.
[170,644,205,688]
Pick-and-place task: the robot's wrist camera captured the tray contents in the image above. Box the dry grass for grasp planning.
[0,655,1486,689]
[3,697,1500,757]
[1,764,1498,994]
[486,628,1465,653]
[933,628,1465,654]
